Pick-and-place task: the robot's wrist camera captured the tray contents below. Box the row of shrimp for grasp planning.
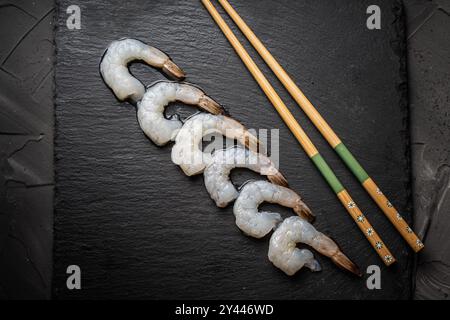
[100,38,361,277]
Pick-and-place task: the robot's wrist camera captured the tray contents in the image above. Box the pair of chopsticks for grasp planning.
[202,0,424,266]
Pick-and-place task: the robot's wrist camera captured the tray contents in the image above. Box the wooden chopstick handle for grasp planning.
[363,178,424,252]
[202,0,395,265]
[312,153,395,265]
[335,143,424,252]
[218,0,423,252]
[337,190,395,265]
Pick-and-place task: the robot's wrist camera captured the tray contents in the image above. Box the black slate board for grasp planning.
[54,0,412,299]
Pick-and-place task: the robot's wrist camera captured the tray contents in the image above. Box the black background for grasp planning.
[54,0,412,299]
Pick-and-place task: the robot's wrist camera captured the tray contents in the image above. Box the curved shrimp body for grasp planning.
[137,81,224,146]
[204,147,288,207]
[269,216,361,276]
[100,38,185,103]
[233,181,313,239]
[171,113,259,176]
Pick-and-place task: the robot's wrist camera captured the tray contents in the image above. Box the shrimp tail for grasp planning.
[267,172,288,187]
[314,235,361,277]
[330,252,362,277]
[294,202,315,223]
[199,95,225,115]
[162,59,186,80]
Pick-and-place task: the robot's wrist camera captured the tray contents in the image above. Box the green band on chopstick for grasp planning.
[334,143,369,183]
[311,153,344,194]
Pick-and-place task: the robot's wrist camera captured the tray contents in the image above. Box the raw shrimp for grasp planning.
[171,113,259,176]
[204,146,288,207]
[269,216,361,276]
[100,38,185,103]
[137,81,224,146]
[233,181,313,239]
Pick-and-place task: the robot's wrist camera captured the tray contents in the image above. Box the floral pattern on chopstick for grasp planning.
[347,201,356,209]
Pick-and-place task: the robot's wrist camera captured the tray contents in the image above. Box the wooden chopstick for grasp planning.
[202,0,395,266]
[218,0,424,253]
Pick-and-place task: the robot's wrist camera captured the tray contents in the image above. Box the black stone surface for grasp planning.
[54,0,412,299]
[0,0,54,299]
[404,0,450,300]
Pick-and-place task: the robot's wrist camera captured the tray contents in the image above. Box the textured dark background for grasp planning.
[0,0,54,299]
[53,0,411,299]
[0,0,448,300]
[406,0,450,300]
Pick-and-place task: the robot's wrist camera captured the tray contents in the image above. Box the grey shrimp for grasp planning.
[233,181,313,239]
[171,113,260,176]
[137,81,224,146]
[269,216,361,276]
[204,147,287,207]
[100,38,185,103]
